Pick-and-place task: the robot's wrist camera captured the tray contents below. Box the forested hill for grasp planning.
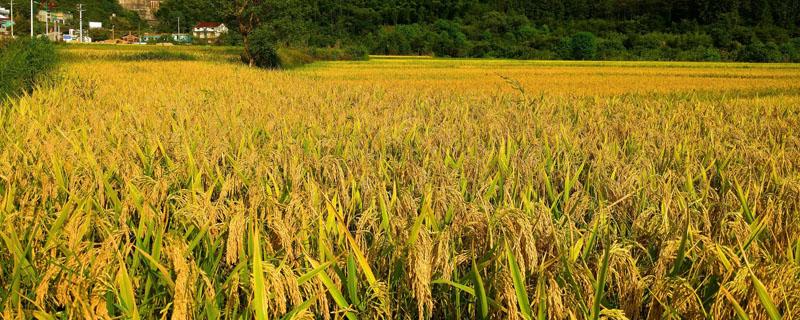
[156,0,800,61]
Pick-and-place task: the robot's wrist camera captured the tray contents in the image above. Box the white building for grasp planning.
[192,22,228,42]
[36,10,72,24]
[1,8,12,35]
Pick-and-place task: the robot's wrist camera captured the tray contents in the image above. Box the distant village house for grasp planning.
[36,10,72,24]
[121,32,139,43]
[142,33,192,44]
[1,7,12,36]
[192,22,228,43]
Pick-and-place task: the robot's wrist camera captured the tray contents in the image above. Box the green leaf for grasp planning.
[307,257,357,320]
[750,271,781,320]
[794,239,800,265]
[282,295,318,320]
[115,258,140,320]
[432,279,476,296]
[346,253,362,309]
[591,246,611,320]
[506,243,533,320]
[536,275,547,320]
[134,246,176,291]
[252,224,267,320]
[44,201,74,250]
[739,217,766,256]
[720,287,750,320]
[734,180,754,224]
[472,260,489,319]
[670,222,690,276]
[297,261,333,285]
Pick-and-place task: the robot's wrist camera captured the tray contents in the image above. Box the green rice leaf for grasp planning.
[506,242,533,320]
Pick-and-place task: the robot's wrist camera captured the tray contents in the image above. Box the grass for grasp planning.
[1,50,800,319]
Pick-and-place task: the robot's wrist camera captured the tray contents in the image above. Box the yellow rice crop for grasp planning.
[1,46,800,319]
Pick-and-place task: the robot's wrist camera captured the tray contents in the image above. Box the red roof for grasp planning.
[194,22,223,28]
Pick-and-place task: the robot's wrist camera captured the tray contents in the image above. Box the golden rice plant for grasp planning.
[1,47,799,319]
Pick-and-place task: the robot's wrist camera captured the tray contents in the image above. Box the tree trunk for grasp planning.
[242,34,255,67]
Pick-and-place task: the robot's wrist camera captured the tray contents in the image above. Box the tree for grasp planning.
[571,32,598,60]
[226,0,264,66]
[226,0,309,67]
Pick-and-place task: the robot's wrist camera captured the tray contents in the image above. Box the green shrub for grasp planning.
[738,42,784,62]
[0,37,59,100]
[596,33,626,60]
[242,28,281,69]
[277,47,314,68]
[345,45,370,60]
[676,46,722,61]
[570,32,598,60]
[244,27,281,69]
[781,39,800,62]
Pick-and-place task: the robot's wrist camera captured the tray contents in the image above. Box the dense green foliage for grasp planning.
[158,0,799,61]
[244,27,281,68]
[0,38,58,100]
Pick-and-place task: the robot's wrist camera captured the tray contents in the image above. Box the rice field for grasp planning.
[1,46,800,319]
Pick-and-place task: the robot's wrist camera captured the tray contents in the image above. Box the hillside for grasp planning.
[157,0,800,62]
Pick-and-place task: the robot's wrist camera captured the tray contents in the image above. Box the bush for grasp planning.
[89,28,113,42]
[781,39,800,62]
[596,33,626,60]
[0,37,59,100]
[218,32,244,46]
[277,47,314,68]
[676,46,722,61]
[346,46,370,60]
[245,27,281,69]
[738,42,784,62]
[570,32,597,60]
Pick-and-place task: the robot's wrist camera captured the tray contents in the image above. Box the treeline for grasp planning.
[156,0,800,62]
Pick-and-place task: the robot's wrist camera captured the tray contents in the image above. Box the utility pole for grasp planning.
[9,0,13,37]
[29,0,32,37]
[76,3,84,42]
[44,10,47,37]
